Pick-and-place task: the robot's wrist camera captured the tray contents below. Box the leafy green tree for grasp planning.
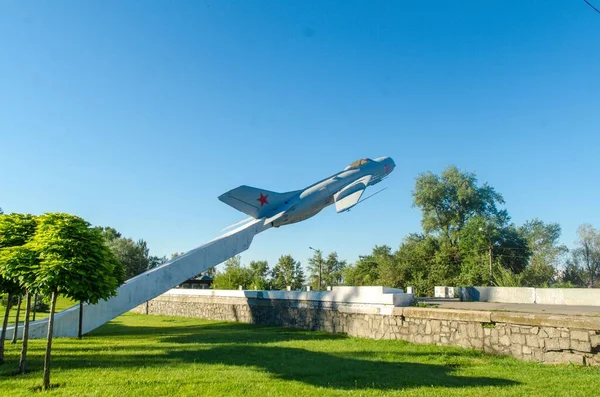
[493,266,523,287]
[272,255,304,290]
[413,165,506,246]
[323,252,346,287]
[343,255,379,286]
[362,246,395,288]
[520,219,568,268]
[307,251,346,290]
[107,238,150,279]
[212,256,253,289]
[96,226,122,242]
[411,167,533,287]
[395,236,441,295]
[248,260,270,290]
[30,213,123,390]
[559,259,586,287]
[1,245,40,373]
[0,213,38,367]
[0,275,19,365]
[148,255,168,270]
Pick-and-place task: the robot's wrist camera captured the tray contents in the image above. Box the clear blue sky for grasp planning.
[2,1,599,271]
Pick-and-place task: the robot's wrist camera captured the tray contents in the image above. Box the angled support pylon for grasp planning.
[6,219,270,339]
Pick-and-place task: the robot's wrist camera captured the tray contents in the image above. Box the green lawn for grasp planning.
[1,313,598,396]
[1,296,76,325]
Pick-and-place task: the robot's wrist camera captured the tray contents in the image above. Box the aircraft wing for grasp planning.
[334,175,372,213]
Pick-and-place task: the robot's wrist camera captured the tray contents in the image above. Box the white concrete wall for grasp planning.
[459,287,536,304]
[166,286,414,307]
[460,286,600,306]
[535,288,600,306]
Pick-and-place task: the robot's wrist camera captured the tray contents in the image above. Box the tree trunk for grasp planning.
[78,301,83,339]
[0,293,13,365]
[11,295,22,344]
[32,294,38,321]
[42,291,57,391]
[19,292,32,374]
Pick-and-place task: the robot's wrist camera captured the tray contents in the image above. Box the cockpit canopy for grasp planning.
[345,158,373,170]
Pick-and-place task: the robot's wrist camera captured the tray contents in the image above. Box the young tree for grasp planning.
[30,213,124,390]
[1,246,40,373]
[0,213,38,365]
[11,295,22,344]
[0,277,20,365]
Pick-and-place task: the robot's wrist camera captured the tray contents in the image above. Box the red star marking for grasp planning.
[384,164,392,174]
[257,193,269,207]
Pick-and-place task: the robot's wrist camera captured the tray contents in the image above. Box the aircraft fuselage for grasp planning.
[269,157,395,227]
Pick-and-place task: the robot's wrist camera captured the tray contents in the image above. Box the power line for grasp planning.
[584,0,600,15]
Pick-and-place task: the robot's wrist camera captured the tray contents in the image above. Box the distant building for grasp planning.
[177,275,213,289]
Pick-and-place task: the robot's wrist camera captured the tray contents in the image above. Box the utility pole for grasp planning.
[488,244,493,285]
[480,225,494,286]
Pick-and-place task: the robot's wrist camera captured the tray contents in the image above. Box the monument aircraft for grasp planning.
[10,157,395,339]
[219,156,396,227]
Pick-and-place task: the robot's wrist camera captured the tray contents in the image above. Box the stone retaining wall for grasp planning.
[131,294,600,366]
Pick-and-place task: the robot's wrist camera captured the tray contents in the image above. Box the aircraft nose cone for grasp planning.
[382,157,395,174]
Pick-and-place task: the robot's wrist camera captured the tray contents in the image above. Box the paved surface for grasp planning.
[418,298,600,317]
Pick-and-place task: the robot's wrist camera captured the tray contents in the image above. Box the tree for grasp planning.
[573,224,600,288]
[410,166,535,287]
[271,255,304,290]
[322,252,346,287]
[559,258,586,287]
[96,226,122,242]
[107,238,150,279]
[413,165,506,247]
[343,255,380,287]
[212,256,253,290]
[0,275,19,365]
[248,260,270,290]
[307,249,325,290]
[30,213,123,390]
[518,219,568,287]
[0,213,38,367]
[1,246,40,373]
[148,255,168,270]
[307,250,345,290]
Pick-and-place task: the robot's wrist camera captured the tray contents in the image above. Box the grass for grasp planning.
[0,313,598,396]
[1,296,76,325]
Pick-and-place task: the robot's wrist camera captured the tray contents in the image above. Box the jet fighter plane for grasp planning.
[218,157,395,228]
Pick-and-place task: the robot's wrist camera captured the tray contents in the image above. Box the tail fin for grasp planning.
[218,185,299,218]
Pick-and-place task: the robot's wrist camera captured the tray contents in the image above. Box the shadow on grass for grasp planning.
[42,345,518,391]
[170,345,517,390]
[90,320,345,345]
[37,319,520,391]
